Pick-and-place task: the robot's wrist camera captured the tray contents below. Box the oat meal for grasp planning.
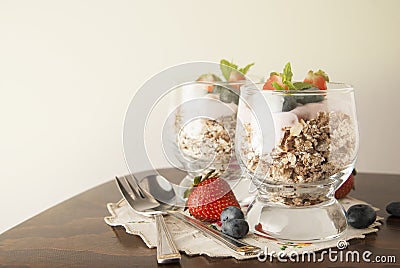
[240,111,356,206]
[268,111,355,184]
[177,115,237,174]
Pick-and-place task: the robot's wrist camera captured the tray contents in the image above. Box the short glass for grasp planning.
[236,83,359,241]
[165,80,256,204]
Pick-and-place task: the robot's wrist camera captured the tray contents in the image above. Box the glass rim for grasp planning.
[189,75,264,87]
[240,82,354,95]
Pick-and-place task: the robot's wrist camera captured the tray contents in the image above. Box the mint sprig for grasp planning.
[282,62,293,85]
[293,82,313,90]
[220,59,254,81]
[272,82,285,90]
[239,62,255,75]
[220,59,238,81]
[272,62,313,90]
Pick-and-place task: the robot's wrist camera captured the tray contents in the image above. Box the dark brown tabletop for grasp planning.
[0,170,399,268]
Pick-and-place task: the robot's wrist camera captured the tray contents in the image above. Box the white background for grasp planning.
[1,0,399,234]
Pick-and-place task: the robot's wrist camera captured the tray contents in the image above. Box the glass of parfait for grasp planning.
[236,74,359,241]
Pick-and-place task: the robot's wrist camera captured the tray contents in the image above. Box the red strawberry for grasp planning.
[228,70,245,82]
[335,170,356,199]
[196,73,221,93]
[263,72,287,90]
[303,69,329,90]
[185,171,240,222]
[228,70,246,90]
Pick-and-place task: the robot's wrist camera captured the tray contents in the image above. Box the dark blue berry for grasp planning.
[295,95,324,105]
[347,204,376,229]
[220,206,244,222]
[221,219,249,238]
[282,96,297,112]
[219,87,238,104]
[386,202,400,217]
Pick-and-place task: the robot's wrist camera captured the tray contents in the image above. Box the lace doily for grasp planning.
[104,196,382,260]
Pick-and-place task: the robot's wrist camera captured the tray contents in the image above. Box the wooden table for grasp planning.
[1,171,399,267]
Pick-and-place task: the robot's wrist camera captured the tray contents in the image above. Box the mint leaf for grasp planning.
[220,59,238,81]
[293,82,314,90]
[282,62,293,84]
[272,82,285,90]
[238,63,255,75]
[286,81,296,90]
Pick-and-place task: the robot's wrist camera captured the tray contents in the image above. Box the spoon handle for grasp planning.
[155,214,181,264]
[170,211,261,256]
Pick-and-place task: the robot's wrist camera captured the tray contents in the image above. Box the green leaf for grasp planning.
[220,59,238,81]
[183,188,191,199]
[282,62,293,84]
[315,69,329,82]
[203,169,216,181]
[238,62,255,75]
[272,81,285,90]
[286,81,296,90]
[293,82,314,90]
[209,224,218,230]
[193,176,202,185]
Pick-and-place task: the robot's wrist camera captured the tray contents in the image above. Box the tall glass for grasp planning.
[236,83,359,241]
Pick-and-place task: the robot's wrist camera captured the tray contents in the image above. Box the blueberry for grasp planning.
[386,202,400,217]
[347,204,377,229]
[219,87,239,104]
[295,95,324,105]
[220,206,244,222]
[221,219,249,238]
[282,96,297,112]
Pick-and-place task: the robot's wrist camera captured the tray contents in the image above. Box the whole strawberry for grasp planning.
[185,171,240,222]
[335,169,356,199]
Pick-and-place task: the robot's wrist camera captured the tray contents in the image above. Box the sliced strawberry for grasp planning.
[335,172,355,199]
[227,70,246,91]
[228,70,245,82]
[263,72,287,90]
[186,171,240,222]
[303,70,329,90]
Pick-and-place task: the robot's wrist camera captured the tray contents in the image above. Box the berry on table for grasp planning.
[347,204,377,229]
[386,202,400,217]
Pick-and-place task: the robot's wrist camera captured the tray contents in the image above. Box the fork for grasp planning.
[115,175,181,264]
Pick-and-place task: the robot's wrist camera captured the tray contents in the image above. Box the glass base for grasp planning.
[247,195,347,242]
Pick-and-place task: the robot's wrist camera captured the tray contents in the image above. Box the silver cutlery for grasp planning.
[117,172,262,257]
[169,211,261,256]
[115,175,181,264]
